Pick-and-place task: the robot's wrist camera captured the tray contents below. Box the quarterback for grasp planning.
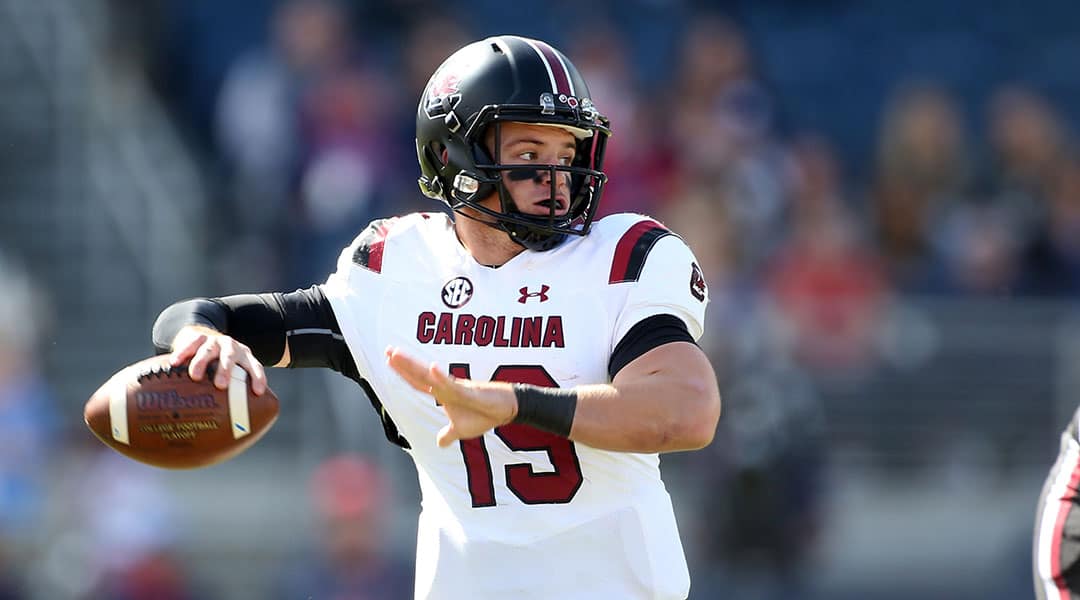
[153,35,721,599]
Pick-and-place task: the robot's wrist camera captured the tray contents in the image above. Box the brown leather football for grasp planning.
[84,354,279,469]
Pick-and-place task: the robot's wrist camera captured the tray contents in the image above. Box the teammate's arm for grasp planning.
[152,285,355,392]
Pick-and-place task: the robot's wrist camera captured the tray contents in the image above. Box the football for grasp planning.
[84,354,279,469]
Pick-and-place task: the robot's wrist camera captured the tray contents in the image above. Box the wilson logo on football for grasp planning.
[134,390,218,411]
[518,285,550,303]
[442,277,474,308]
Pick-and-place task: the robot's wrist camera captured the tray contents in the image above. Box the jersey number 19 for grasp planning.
[449,364,583,508]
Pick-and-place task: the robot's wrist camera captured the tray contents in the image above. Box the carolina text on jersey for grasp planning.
[416,312,565,348]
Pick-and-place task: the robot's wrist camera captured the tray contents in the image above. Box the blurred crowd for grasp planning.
[133,1,1080,370]
[136,0,1080,302]
[2,0,1076,598]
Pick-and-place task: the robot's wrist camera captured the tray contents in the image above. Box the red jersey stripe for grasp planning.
[609,220,672,284]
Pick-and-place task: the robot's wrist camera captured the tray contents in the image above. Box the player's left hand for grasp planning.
[385,346,517,447]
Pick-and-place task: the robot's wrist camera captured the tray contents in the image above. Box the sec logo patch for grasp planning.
[442,277,474,308]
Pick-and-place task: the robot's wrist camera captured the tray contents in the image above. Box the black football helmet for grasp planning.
[416,35,611,251]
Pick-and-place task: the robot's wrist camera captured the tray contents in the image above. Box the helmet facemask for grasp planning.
[414,35,612,251]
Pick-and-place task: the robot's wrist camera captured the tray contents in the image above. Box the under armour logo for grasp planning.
[518,285,550,303]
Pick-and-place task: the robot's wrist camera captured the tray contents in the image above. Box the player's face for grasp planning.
[483,121,576,217]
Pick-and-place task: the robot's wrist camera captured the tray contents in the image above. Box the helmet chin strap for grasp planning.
[452,206,505,229]
[451,206,565,252]
[451,185,567,252]
[494,181,566,251]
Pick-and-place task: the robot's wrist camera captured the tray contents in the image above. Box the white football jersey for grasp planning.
[322,212,709,600]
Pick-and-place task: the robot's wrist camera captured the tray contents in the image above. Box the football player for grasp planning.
[1035,406,1080,599]
[153,35,721,600]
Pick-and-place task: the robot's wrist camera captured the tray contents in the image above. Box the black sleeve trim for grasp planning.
[608,314,696,380]
[152,287,347,369]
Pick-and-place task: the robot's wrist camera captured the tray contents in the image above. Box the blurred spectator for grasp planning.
[980,85,1069,235]
[216,0,398,288]
[352,0,451,62]
[765,136,890,375]
[925,202,1024,295]
[604,0,690,88]
[568,26,660,216]
[0,543,19,600]
[659,182,740,289]
[910,86,1074,297]
[293,61,397,284]
[1022,154,1080,295]
[217,0,358,173]
[214,0,334,289]
[870,82,971,291]
[397,15,472,105]
[690,313,827,600]
[73,452,197,600]
[666,14,789,276]
[658,182,742,367]
[276,454,412,600]
[390,14,472,214]
[672,14,754,117]
[669,13,773,174]
[0,253,56,599]
[975,85,1074,296]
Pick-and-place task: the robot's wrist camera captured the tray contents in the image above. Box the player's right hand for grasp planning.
[385,346,517,447]
[169,325,267,395]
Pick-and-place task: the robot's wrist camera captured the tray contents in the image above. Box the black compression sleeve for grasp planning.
[152,298,228,355]
[151,293,289,365]
[152,288,407,447]
[608,314,697,380]
[150,286,354,373]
